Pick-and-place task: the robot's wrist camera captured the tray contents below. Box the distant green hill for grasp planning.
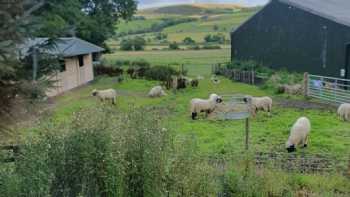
[139,3,243,15]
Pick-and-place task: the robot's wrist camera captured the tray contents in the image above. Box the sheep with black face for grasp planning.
[286,117,311,153]
[190,94,223,120]
[243,96,272,117]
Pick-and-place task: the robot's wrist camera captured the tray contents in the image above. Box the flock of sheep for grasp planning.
[90,76,350,153]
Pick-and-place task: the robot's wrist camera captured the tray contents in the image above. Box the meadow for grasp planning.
[2,4,349,196]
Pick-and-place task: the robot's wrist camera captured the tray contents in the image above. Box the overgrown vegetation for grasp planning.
[0,106,219,196]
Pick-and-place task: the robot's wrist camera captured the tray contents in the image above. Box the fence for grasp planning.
[213,64,268,85]
[305,73,350,104]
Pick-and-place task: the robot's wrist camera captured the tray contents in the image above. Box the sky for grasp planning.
[137,0,269,8]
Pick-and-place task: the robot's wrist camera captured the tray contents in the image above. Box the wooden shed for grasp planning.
[231,0,350,79]
[22,37,104,96]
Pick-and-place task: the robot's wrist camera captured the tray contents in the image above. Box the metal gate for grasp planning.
[306,74,350,104]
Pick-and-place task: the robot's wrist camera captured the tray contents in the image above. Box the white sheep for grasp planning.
[337,103,350,121]
[148,86,167,98]
[197,75,204,80]
[211,75,221,84]
[190,93,223,120]
[244,96,272,117]
[286,117,311,153]
[92,89,117,105]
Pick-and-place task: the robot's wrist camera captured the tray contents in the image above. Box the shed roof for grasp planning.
[21,37,104,57]
[278,0,350,27]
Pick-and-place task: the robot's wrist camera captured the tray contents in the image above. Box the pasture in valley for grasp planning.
[2,3,350,196]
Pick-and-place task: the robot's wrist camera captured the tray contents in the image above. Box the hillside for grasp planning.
[138,3,243,15]
[114,4,259,44]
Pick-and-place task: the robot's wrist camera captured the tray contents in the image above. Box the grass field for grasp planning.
[51,76,350,162]
[114,5,258,44]
[104,48,231,76]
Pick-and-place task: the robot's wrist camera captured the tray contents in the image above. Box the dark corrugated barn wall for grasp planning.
[231,0,350,79]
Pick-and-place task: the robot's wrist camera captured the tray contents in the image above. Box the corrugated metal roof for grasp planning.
[279,0,350,27]
[21,37,104,57]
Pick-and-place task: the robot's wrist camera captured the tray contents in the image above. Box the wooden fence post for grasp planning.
[251,70,255,85]
[245,118,250,151]
[304,72,309,98]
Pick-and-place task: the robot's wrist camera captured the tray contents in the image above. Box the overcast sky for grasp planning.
[138,0,269,8]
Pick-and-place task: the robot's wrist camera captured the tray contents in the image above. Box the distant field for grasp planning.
[114,5,258,44]
[104,48,231,76]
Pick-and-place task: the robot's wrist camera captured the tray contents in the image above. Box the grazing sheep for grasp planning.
[337,103,350,121]
[243,96,272,117]
[177,77,187,89]
[191,79,199,87]
[148,86,167,98]
[277,84,303,95]
[190,93,223,120]
[92,89,117,105]
[197,75,204,80]
[286,117,311,153]
[211,76,221,84]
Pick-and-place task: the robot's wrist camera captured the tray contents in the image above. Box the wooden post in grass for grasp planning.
[304,72,309,98]
[245,118,250,150]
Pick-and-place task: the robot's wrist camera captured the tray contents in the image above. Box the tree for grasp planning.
[34,0,137,47]
[120,37,146,51]
[183,37,195,45]
[213,24,219,31]
[120,39,133,51]
[133,37,146,51]
[169,42,179,50]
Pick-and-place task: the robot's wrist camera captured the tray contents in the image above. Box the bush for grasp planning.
[202,44,221,50]
[169,42,180,50]
[126,60,151,78]
[145,66,178,81]
[204,33,226,44]
[120,37,146,51]
[183,37,195,45]
[120,39,133,51]
[94,65,124,77]
[115,59,130,67]
[131,59,150,68]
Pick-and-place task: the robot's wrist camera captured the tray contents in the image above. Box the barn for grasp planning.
[22,37,104,97]
[231,0,350,79]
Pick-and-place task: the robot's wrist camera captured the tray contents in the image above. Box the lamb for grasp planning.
[92,89,117,105]
[148,86,167,98]
[243,96,272,117]
[337,103,350,121]
[285,117,311,153]
[190,93,223,120]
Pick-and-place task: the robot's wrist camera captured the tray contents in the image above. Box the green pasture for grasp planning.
[51,76,350,162]
[104,49,231,76]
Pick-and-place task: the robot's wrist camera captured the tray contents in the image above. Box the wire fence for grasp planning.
[306,74,350,104]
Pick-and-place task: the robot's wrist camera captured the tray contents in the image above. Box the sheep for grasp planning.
[190,93,223,120]
[92,89,117,105]
[337,103,350,121]
[197,75,204,80]
[191,79,199,87]
[277,84,303,95]
[148,86,167,98]
[211,75,221,84]
[285,117,311,153]
[243,96,272,117]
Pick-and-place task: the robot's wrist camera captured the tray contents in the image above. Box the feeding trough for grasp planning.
[209,95,252,150]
